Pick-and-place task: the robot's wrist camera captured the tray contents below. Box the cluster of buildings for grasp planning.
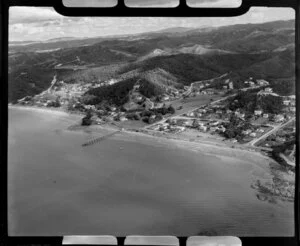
[151,117,226,135]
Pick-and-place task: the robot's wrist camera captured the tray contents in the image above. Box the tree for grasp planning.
[168,105,175,114]
[81,110,93,126]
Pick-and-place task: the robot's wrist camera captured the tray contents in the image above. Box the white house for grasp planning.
[264,87,273,93]
[290,107,296,112]
[242,129,252,135]
[254,110,263,116]
[256,79,269,86]
[274,114,285,122]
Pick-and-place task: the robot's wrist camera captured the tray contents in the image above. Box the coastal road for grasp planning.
[249,118,295,147]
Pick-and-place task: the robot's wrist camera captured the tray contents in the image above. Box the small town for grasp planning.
[15,74,296,169]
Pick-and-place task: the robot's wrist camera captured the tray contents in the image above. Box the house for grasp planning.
[283,100,291,106]
[162,95,170,101]
[242,129,252,135]
[228,82,234,89]
[167,118,177,125]
[256,79,269,86]
[239,113,245,119]
[274,114,285,122]
[235,111,245,119]
[143,99,154,110]
[187,112,195,117]
[135,95,143,102]
[133,84,140,91]
[226,109,232,114]
[263,113,269,119]
[183,120,194,127]
[264,87,273,93]
[250,132,257,137]
[154,103,164,109]
[153,125,161,131]
[288,95,296,100]
[218,126,226,132]
[119,116,128,122]
[107,79,117,85]
[249,81,256,87]
[290,106,296,112]
[223,85,228,90]
[210,121,220,126]
[110,106,117,112]
[199,125,208,132]
[224,79,230,84]
[254,110,263,116]
[175,126,186,132]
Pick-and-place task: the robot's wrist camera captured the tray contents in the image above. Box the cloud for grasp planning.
[9,6,295,42]
[9,7,64,24]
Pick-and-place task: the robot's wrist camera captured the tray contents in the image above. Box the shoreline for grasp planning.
[8,104,276,164]
[8,104,84,117]
[8,104,293,173]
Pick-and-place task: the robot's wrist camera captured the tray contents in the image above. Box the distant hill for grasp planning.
[8,19,295,103]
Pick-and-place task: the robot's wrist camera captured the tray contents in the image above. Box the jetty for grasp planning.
[82,130,121,147]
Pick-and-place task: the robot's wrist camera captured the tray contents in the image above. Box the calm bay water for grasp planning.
[8,107,294,236]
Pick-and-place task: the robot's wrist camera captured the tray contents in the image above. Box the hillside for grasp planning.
[8,19,295,103]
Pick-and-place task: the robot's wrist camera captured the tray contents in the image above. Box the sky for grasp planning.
[9,6,294,42]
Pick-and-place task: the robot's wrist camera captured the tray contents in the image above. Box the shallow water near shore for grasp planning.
[8,107,294,236]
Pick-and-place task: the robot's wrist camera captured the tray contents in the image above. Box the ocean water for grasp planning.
[8,107,294,236]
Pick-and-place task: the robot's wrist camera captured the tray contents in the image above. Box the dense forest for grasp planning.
[84,77,137,106]
[138,78,165,98]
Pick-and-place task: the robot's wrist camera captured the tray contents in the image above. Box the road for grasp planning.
[184,73,228,97]
[249,118,295,147]
[144,83,266,131]
[279,153,295,167]
[144,93,234,130]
